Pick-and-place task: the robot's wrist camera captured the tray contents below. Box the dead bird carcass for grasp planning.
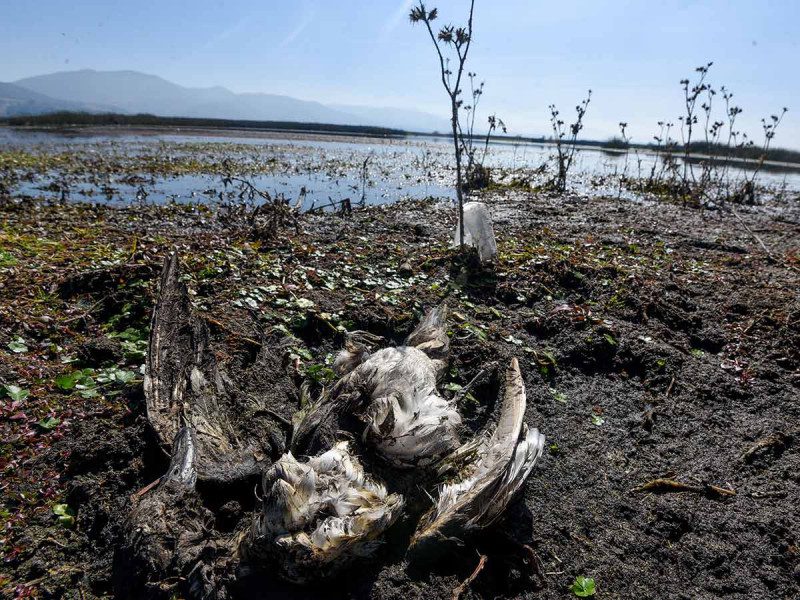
[411,358,545,554]
[118,427,235,599]
[133,254,546,593]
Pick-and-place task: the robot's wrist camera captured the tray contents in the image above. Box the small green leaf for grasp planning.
[571,576,596,597]
[291,347,314,361]
[55,372,78,390]
[0,250,18,267]
[115,370,136,384]
[461,322,487,341]
[8,337,28,354]
[603,333,617,346]
[120,339,147,360]
[38,416,61,431]
[591,415,605,426]
[52,503,75,528]
[304,363,336,385]
[3,384,30,402]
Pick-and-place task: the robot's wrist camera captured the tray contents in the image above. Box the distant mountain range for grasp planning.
[0,81,114,117]
[0,69,449,132]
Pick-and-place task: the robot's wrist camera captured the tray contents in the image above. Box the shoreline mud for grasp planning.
[0,189,798,598]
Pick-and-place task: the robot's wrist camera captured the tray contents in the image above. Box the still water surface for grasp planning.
[1,127,797,209]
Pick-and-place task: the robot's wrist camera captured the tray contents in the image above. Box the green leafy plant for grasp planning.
[58,370,96,397]
[107,327,148,360]
[290,346,314,362]
[305,363,336,385]
[2,384,30,402]
[57,366,137,398]
[38,416,61,431]
[0,250,17,267]
[55,372,79,390]
[571,575,596,597]
[96,366,137,385]
[459,322,487,341]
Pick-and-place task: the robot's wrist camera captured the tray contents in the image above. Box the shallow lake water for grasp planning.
[1,127,798,210]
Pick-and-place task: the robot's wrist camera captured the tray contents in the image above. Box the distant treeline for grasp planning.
[600,136,800,165]
[1,111,406,138]
[422,131,800,165]
[3,111,798,165]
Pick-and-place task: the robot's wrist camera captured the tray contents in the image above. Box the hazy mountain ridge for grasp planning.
[9,69,449,131]
[0,81,116,117]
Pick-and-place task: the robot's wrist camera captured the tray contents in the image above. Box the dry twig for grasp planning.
[741,432,788,463]
[453,362,496,405]
[130,477,162,501]
[633,478,736,497]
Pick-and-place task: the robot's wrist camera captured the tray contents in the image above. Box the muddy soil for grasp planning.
[0,189,798,599]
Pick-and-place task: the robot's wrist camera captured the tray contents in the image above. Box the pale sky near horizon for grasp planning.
[2,0,798,148]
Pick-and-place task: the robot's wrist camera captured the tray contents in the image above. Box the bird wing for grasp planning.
[411,358,545,549]
[144,252,275,484]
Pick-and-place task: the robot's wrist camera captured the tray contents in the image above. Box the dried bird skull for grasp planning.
[410,358,545,552]
[243,441,404,583]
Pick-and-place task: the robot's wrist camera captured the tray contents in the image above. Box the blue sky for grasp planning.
[2,0,798,147]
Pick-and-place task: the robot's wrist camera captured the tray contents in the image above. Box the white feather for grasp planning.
[249,442,404,582]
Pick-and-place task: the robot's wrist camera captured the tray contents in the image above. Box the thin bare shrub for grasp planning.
[625,63,789,207]
[409,0,475,246]
[547,90,592,192]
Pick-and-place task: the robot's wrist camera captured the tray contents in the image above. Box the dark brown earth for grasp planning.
[1,189,798,599]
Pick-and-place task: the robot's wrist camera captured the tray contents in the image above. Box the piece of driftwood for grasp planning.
[241,441,404,583]
[292,305,462,468]
[144,253,292,484]
[411,358,545,553]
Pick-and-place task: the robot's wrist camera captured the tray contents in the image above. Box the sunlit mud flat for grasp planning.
[1,127,798,211]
